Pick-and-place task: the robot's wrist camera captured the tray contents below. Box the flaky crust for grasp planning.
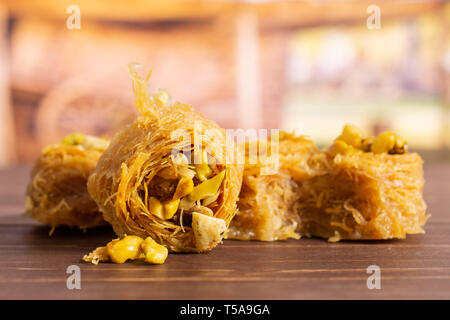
[228,132,317,241]
[297,150,429,240]
[25,144,106,229]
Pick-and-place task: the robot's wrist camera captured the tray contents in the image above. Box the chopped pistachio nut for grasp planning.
[372,131,396,154]
[329,140,352,156]
[195,163,212,181]
[84,235,168,265]
[331,126,408,155]
[173,177,194,200]
[336,124,363,148]
[141,237,168,264]
[361,137,375,152]
[148,196,164,219]
[145,154,224,229]
[163,198,180,219]
[106,236,144,264]
[61,133,85,146]
[61,133,108,150]
[189,170,226,202]
[193,148,213,181]
[390,136,408,154]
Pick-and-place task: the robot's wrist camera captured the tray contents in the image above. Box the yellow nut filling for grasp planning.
[195,163,212,181]
[173,177,194,200]
[141,237,168,264]
[331,125,407,155]
[84,235,168,265]
[61,132,109,150]
[148,165,225,221]
[61,133,85,146]
[336,124,363,148]
[361,137,375,152]
[391,135,407,154]
[148,196,164,219]
[372,131,396,154]
[106,236,144,264]
[189,170,226,202]
[163,198,180,219]
[329,140,352,156]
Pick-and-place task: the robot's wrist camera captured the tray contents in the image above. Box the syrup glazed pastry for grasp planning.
[297,125,429,241]
[87,63,243,254]
[25,133,109,233]
[227,132,318,241]
[228,126,428,242]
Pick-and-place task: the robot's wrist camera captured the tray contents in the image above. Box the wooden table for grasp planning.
[0,164,449,300]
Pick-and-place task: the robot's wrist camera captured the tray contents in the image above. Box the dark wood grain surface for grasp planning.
[0,164,449,300]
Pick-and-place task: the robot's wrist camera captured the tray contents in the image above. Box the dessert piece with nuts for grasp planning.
[25,133,109,233]
[297,124,428,241]
[329,124,407,156]
[226,124,427,243]
[87,63,243,253]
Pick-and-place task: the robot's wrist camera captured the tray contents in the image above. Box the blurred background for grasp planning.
[0,0,449,167]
